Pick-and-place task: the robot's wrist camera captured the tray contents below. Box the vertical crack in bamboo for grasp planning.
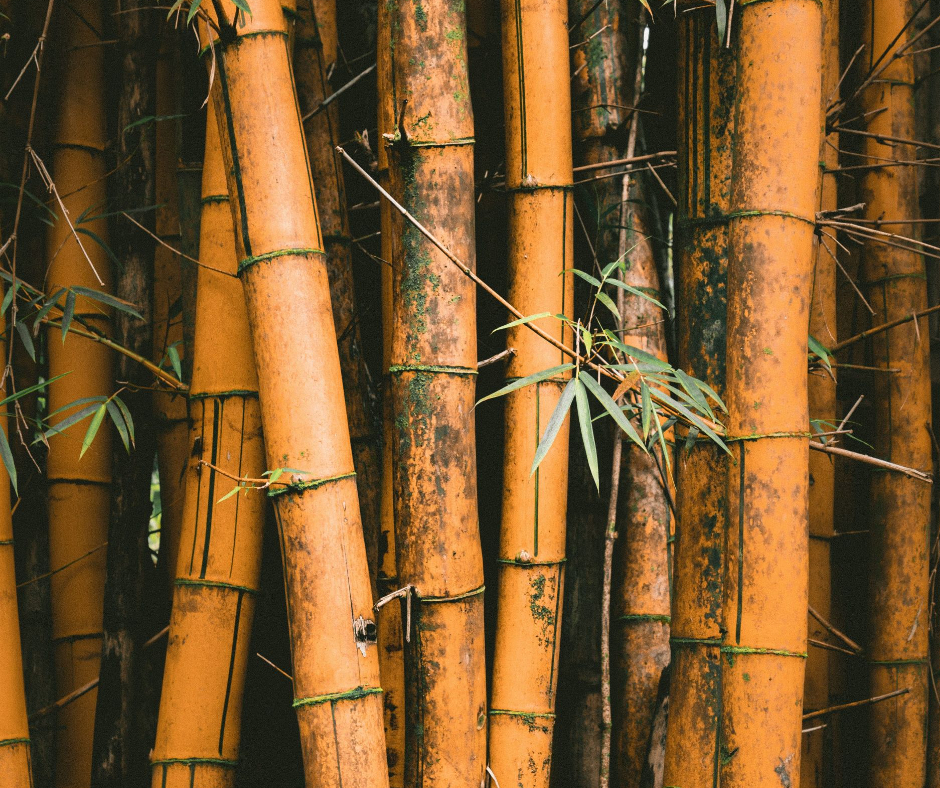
[204,3,388,786]
[488,1,573,787]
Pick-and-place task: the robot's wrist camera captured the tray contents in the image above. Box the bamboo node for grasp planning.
[174,578,260,595]
[237,247,324,276]
[726,431,811,442]
[721,646,807,659]
[387,364,478,377]
[619,613,671,624]
[0,737,30,749]
[267,470,356,498]
[292,686,383,708]
[151,757,237,769]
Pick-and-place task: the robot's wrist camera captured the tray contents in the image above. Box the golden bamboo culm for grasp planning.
[205,2,388,785]
[802,1,839,786]
[376,0,406,781]
[488,1,573,787]
[720,3,820,786]
[663,8,734,788]
[150,97,267,787]
[45,2,113,786]
[860,3,932,786]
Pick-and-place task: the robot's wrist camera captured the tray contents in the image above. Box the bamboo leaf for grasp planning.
[15,319,34,361]
[654,412,671,474]
[218,484,244,504]
[0,424,16,494]
[716,0,728,43]
[74,227,121,269]
[232,0,252,14]
[492,312,552,333]
[33,288,67,326]
[71,286,144,320]
[268,468,284,484]
[575,378,600,490]
[112,396,135,447]
[603,338,672,371]
[530,378,577,476]
[607,278,667,310]
[106,399,131,453]
[595,291,621,324]
[564,268,601,288]
[580,324,592,355]
[0,372,70,408]
[166,344,183,381]
[79,404,108,459]
[187,0,205,24]
[641,381,653,439]
[1,279,16,316]
[808,334,832,371]
[579,372,646,452]
[42,401,103,441]
[61,290,76,343]
[652,388,729,453]
[684,425,700,451]
[674,368,714,419]
[476,364,574,406]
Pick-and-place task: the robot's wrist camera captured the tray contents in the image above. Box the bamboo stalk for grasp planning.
[488,2,573,787]
[44,2,114,784]
[803,2,839,785]
[149,96,267,788]
[153,35,190,600]
[382,1,486,785]
[375,0,405,781]
[205,3,388,785]
[662,8,734,788]
[860,3,932,785]
[719,3,821,787]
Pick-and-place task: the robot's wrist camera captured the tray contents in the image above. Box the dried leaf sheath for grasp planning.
[860,2,932,785]
[150,100,266,788]
[383,1,487,785]
[488,1,573,786]
[663,10,734,788]
[44,2,113,784]
[720,3,820,786]
[206,3,388,786]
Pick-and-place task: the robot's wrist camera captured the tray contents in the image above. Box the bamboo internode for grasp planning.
[150,100,267,788]
[206,3,388,785]
[45,2,113,785]
[860,3,932,786]
[664,11,734,788]
[488,1,573,787]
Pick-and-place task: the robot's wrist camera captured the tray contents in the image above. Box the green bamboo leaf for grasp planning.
[47,396,103,420]
[575,378,600,490]
[71,286,144,320]
[1,279,17,316]
[0,424,16,494]
[716,0,728,43]
[695,377,727,414]
[808,334,832,371]
[0,371,70,408]
[653,412,672,474]
[601,258,622,279]
[684,425,700,452]
[42,401,103,441]
[106,399,131,453]
[607,278,667,311]
[641,381,653,439]
[603,338,672,371]
[476,364,574,406]
[61,290,76,344]
[79,404,107,459]
[674,368,714,419]
[232,0,252,14]
[595,291,621,324]
[651,388,729,453]
[74,227,121,269]
[492,312,552,333]
[166,344,183,381]
[218,484,245,504]
[112,396,135,446]
[530,378,577,476]
[33,287,67,326]
[187,0,205,24]
[15,319,34,361]
[579,372,645,452]
[262,467,309,476]
[580,324,592,355]
[268,468,284,484]
[564,268,601,288]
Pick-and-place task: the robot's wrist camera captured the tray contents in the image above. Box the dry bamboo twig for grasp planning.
[802,688,910,721]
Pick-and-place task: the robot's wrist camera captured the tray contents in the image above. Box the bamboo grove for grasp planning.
[3,0,940,786]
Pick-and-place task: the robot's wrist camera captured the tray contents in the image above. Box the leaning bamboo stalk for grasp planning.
[488,1,573,786]
[860,3,932,786]
[719,3,821,786]
[45,2,113,785]
[205,3,388,785]
[149,98,267,788]
[0,301,31,788]
[376,0,406,781]
[662,8,734,788]
[382,1,487,785]
[153,38,191,597]
[802,2,839,785]
[293,0,381,593]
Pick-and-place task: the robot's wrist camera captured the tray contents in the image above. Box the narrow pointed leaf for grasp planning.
[607,278,667,310]
[112,396,135,447]
[476,364,574,406]
[106,399,131,453]
[61,290,76,343]
[530,378,577,476]
[575,378,600,490]
[15,319,34,361]
[579,372,645,452]
[71,286,144,320]
[0,426,16,494]
[595,291,621,323]
[492,312,551,333]
[641,381,652,439]
[79,403,107,459]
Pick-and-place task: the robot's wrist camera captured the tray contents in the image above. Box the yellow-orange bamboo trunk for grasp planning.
[154,38,190,596]
[859,3,932,786]
[382,1,487,785]
[802,1,838,785]
[0,295,31,788]
[206,3,388,785]
[150,97,267,788]
[45,3,113,785]
[376,1,406,781]
[488,1,573,786]
[663,9,734,788]
[720,3,820,787]
[293,0,381,593]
